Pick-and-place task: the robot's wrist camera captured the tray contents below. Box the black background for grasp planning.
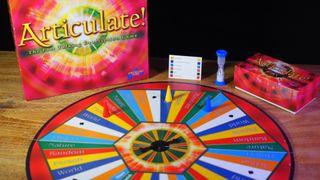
[1,1,319,64]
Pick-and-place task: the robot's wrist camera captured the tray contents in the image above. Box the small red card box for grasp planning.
[234,53,319,114]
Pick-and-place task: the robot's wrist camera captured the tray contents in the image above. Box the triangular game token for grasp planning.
[204,96,213,112]
[165,85,173,103]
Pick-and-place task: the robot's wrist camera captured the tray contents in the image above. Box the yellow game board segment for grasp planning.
[191,163,226,180]
[87,103,132,130]
[200,124,265,141]
[161,152,169,163]
[151,129,159,141]
[167,91,190,122]
[170,147,187,153]
[141,173,153,179]
[167,133,181,142]
[48,151,118,170]
[134,140,151,146]
[138,150,153,159]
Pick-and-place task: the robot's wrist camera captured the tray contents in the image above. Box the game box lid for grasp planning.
[243,53,319,91]
[7,0,149,100]
[234,53,319,114]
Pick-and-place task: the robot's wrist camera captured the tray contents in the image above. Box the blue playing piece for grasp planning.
[204,96,213,112]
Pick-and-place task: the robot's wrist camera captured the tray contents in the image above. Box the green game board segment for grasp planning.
[141,152,153,161]
[184,171,195,180]
[181,92,219,123]
[147,131,156,141]
[153,152,163,163]
[166,132,178,141]
[107,91,140,124]
[157,130,167,140]
[38,141,113,149]
[123,172,135,180]
[168,149,185,158]
[207,143,285,152]
[136,135,153,144]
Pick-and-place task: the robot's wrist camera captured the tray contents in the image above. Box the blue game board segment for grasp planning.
[41,132,114,144]
[160,90,173,122]
[151,173,159,180]
[51,156,120,179]
[210,93,229,109]
[117,90,146,122]
[196,116,254,136]
[195,160,253,180]
[207,149,287,162]
[77,110,128,133]
[186,93,229,126]
[110,168,130,180]
[177,174,186,180]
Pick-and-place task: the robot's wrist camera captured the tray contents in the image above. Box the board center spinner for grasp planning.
[115,122,207,173]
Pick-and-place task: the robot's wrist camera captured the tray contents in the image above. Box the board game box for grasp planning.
[7,0,149,100]
[234,53,319,114]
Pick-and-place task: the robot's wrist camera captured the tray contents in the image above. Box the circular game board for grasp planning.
[27,82,294,180]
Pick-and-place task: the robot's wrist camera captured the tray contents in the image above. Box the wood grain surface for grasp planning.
[0,51,319,179]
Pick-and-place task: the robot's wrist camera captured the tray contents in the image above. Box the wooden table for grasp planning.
[0,51,319,179]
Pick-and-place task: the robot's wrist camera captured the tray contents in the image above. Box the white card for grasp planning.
[168,55,202,80]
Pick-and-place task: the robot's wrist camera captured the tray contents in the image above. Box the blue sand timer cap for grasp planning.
[216,50,227,58]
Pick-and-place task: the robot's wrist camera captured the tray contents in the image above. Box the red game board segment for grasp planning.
[203,133,275,145]
[101,101,111,118]
[174,91,205,123]
[28,142,52,179]
[43,148,115,159]
[269,154,293,180]
[186,167,207,179]
[99,97,137,127]
[131,172,143,180]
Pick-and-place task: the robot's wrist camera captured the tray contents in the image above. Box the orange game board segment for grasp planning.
[168,174,178,180]
[131,90,154,122]
[92,164,126,180]
[190,100,236,129]
[53,125,119,141]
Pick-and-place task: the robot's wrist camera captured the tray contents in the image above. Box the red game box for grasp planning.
[7,0,149,100]
[234,53,319,114]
